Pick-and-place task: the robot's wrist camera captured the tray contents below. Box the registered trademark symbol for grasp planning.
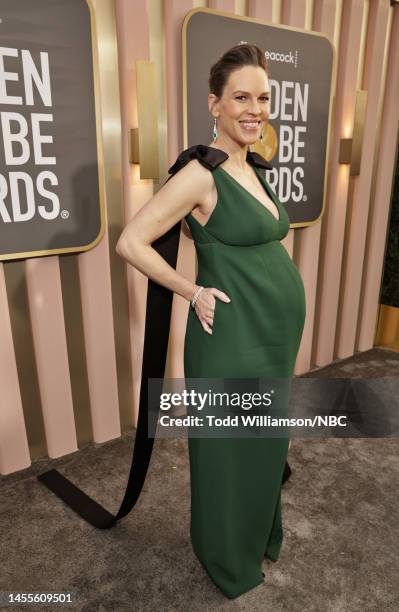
[61,210,69,219]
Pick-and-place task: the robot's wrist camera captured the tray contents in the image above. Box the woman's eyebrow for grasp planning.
[232,90,271,95]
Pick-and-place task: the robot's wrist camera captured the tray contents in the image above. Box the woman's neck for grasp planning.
[208,139,250,171]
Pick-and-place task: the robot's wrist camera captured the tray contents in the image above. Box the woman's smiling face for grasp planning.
[209,65,271,145]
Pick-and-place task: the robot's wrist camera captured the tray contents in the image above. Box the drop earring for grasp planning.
[259,128,264,142]
[212,117,218,141]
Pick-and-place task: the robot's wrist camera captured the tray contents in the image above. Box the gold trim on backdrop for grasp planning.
[129,127,140,164]
[339,90,367,176]
[147,0,169,188]
[134,60,160,179]
[0,0,107,263]
[375,304,399,352]
[181,7,337,229]
[350,90,367,176]
[339,138,352,164]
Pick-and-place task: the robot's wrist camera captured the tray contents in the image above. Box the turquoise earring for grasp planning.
[212,117,218,141]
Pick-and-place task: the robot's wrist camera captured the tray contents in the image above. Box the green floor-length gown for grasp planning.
[168,144,306,599]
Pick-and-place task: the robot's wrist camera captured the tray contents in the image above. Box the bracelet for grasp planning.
[191,286,204,309]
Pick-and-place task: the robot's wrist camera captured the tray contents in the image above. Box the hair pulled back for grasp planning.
[208,43,269,99]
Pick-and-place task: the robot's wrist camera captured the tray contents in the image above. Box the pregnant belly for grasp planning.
[187,241,306,376]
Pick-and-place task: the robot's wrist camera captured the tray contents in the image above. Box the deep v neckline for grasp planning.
[217,165,281,223]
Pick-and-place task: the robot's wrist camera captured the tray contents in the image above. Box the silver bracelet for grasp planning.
[191,286,204,309]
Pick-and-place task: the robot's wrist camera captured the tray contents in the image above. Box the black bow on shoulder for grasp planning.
[167,144,273,177]
[246,150,274,171]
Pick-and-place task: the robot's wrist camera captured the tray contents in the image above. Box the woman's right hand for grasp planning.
[193,287,231,335]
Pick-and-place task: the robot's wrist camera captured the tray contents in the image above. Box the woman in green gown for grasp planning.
[117,43,306,598]
[169,140,305,598]
[169,45,305,598]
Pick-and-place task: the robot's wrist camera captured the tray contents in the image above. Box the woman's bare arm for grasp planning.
[115,159,212,303]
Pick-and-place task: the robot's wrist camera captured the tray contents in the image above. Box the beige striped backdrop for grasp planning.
[0,0,398,475]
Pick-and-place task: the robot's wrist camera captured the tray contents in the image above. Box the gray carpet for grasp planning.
[1,347,398,611]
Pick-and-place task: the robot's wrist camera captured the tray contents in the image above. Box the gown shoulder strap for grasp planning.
[167,144,228,178]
